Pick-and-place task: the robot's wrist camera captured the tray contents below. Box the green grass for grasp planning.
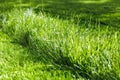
[0,28,74,80]
[0,0,120,80]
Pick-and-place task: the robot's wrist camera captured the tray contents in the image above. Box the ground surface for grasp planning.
[0,0,120,80]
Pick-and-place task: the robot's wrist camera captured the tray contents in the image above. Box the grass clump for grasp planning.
[0,26,74,80]
[1,8,120,79]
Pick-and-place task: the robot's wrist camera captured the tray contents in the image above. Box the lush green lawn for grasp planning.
[0,0,120,80]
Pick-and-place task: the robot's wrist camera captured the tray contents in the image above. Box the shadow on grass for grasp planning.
[1,0,120,79]
[27,39,120,80]
[0,0,120,28]
[17,31,120,80]
[33,0,120,28]
[17,31,90,79]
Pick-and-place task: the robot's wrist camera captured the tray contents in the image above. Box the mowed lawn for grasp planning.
[0,0,120,80]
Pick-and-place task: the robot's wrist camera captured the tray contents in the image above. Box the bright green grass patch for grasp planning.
[77,0,110,4]
[1,9,120,79]
[0,31,74,80]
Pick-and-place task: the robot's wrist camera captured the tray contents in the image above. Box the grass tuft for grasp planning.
[1,8,120,79]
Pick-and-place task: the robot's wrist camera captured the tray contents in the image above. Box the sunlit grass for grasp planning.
[70,0,111,4]
[1,8,120,79]
[0,0,120,79]
[0,31,74,80]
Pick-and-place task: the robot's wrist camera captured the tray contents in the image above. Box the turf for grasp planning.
[0,0,120,80]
